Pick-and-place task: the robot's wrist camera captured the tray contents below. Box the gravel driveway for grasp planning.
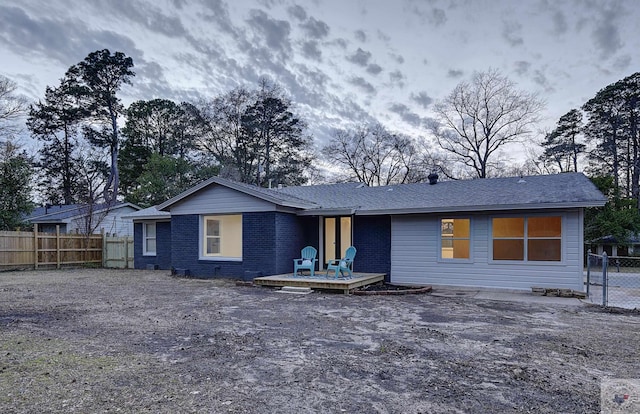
[0,268,638,413]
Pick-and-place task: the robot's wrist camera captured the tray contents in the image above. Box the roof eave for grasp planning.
[354,201,607,216]
[297,208,357,216]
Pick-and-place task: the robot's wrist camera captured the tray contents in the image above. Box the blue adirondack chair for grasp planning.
[293,246,318,277]
[326,246,357,279]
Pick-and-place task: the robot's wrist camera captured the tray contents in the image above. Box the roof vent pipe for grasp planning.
[428,172,439,185]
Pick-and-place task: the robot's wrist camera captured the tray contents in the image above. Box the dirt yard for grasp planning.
[0,269,638,413]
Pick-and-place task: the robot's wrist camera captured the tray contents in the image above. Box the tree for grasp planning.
[583,81,626,198]
[197,79,313,187]
[539,109,585,173]
[74,49,135,204]
[0,75,28,140]
[431,69,544,178]
[127,154,218,207]
[0,141,33,230]
[584,175,640,245]
[242,80,312,187]
[322,123,427,185]
[27,74,88,204]
[119,99,196,197]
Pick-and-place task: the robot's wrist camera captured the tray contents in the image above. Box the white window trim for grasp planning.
[142,221,157,256]
[199,215,243,262]
[437,217,473,263]
[489,214,565,264]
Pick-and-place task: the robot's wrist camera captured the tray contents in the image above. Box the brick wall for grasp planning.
[171,214,243,278]
[133,221,172,270]
[353,215,391,278]
[274,212,305,274]
[241,212,277,276]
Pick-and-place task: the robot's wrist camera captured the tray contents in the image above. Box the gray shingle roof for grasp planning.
[158,173,606,216]
[276,173,606,214]
[26,202,140,223]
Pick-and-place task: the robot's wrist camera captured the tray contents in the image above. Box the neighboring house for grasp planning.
[130,173,606,291]
[26,202,141,236]
[587,234,640,257]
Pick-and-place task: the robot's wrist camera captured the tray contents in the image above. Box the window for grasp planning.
[492,216,561,262]
[441,218,470,259]
[143,222,156,256]
[202,215,242,260]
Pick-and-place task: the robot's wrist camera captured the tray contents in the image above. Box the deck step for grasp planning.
[278,286,313,295]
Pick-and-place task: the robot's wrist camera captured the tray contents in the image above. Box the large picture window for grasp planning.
[492,216,561,262]
[143,222,156,256]
[202,215,242,260]
[441,218,470,259]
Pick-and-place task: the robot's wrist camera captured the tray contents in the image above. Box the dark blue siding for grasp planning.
[274,213,305,274]
[354,215,391,279]
[168,212,300,279]
[242,212,277,276]
[171,214,243,278]
[134,221,172,270]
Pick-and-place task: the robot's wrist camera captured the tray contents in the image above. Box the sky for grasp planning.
[1,0,639,161]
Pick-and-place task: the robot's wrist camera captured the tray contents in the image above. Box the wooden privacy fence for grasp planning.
[0,226,133,270]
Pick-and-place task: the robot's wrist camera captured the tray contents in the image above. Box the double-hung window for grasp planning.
[143,222,156,256]
[440,218,471,259]
[201,215,242,260]
[492,216,561,262]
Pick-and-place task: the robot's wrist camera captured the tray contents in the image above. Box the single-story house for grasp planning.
[129,173,606,291]
[587,234,640,257]
[26,202,141,236]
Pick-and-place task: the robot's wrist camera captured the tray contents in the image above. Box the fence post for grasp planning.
[101,229,106,268]
[33,223,38,270]
[586,249,591,297]
[602,252,608,307]
[56,225,61,269]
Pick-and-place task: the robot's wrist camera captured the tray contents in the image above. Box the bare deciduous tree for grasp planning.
[431,68,544,178]
[0,75,28,140]
[323,123,426,185]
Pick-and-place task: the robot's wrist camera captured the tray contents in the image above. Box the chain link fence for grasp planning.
[586,250,640,310]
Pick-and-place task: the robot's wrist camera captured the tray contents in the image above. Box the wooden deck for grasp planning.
[253,272,386,294]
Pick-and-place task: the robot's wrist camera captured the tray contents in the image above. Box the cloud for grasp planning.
[389,103,423,127]
[390,53,405,64]
[0,5,143,67]
[551,9,568,35]
[347,48,372,66]
[532,69,554,93]
[332,38,348,49]
[301,40,322,61]
[199,0,237,36]
[300,17,329,39]
[613,54,631,71]
[502,20,523,46]
[287,4,307,21]
[514,61,531,75]
[447,69,464,78]
[408,4,447,27]
[410,91,433,109]
[349,76,376,95]
[366,64,383,75]
[246,9,292,57]
[98,0,187,38]
[354,29,367,42]
[591,6,624,59]
[389,70,405,86]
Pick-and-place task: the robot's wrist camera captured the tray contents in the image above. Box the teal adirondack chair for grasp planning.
[326,246,357,279]
[293,246,318,277]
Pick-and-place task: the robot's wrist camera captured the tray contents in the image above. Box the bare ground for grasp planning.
[0,268,638,413]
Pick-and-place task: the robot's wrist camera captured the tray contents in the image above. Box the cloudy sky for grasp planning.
[1,0,639,156]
